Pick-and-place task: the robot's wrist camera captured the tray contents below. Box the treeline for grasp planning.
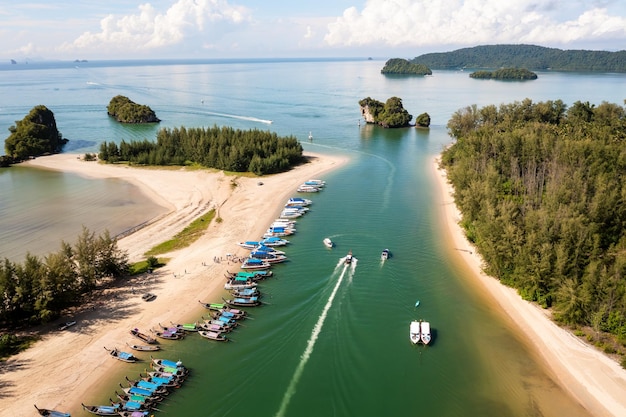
[441,98,626,344]
[470,68,537,80]
[98,125,305,175]
[107,95,160,123]
[381,58,432,75]
[413,44,626,72]
[0,227,129,325]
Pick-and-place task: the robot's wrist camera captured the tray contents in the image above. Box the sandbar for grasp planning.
[1,152,346,417]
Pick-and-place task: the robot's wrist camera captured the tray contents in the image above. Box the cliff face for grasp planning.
[360,105,376,123]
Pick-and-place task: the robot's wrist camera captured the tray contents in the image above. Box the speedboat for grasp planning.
[286,197,312,207]
[304,179,325,187]
[420,321,431,345]
[259,236,290,246]
[323,237,333,248]
[240,258,271,270]
[381,249,390,260]
[345,250,353,264]
[409,320,421,344]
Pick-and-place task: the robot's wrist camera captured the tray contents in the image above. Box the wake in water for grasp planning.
[202,109,273,124]
[274,258,356,417]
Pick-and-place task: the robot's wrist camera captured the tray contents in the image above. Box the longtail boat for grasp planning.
[34,405,71,417]
[130,328,157,344]
[104,347,138,363]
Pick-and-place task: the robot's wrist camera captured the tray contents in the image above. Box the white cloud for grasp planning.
[324,0,626,49]
[58,0,251,55]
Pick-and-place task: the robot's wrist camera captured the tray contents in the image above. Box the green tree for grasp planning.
[4,106,67,160]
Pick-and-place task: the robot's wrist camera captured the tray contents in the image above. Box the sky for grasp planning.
[2,0,626,61]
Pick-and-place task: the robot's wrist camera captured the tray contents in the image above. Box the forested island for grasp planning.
[98,125,304,175]
[359,97,431,128]
[2,105,67,166]
[107,95,160,123]
[441,98,626,364]
[412,44,626,72]
[381,58,432,75]
[359,97,413,128]
[469,68,537,80]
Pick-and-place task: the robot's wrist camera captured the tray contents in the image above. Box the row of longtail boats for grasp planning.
[38,192,316,416]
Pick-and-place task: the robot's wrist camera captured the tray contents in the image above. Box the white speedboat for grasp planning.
[304,179,325,187]
[345,250,353,264]
[323,237,333,248]
[381,249,390,261]
[420,321,431,345]
[409,320,421,344]
[286,197,312,207]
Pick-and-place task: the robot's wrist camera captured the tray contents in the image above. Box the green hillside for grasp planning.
[412,44,626,72]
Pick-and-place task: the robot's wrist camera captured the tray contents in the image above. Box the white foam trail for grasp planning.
[275,263,350,417]
[204,110,272,124]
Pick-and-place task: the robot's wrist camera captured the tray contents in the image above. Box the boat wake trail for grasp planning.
[203,110,272,124]
[274,264,350,417]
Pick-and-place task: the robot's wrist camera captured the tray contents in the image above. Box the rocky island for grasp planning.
[381,58,432,75]
[107,95,160,123]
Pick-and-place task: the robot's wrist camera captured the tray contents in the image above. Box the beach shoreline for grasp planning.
[431,156,626,417]
[1,152,347,417]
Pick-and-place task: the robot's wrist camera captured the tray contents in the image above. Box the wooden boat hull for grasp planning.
[126,342,160,351]
[34,405,71,417]
[130,328,158,344]
[81,403,121,416]
[105,347,138,363]
[198,330,228,341]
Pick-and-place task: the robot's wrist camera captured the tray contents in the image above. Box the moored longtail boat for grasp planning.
[201,302,248,317]
[222,296,262,307]
[151,328,184,340]
[104,347,138,363]
[198,330,228,341]
[126,342,160,352]
[34,405,71,417]
[169,321,200,332]
[81,403,121,416]
[130,328,158,344]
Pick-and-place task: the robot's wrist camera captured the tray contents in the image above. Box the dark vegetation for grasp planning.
[441,98,626,359]
[98,125,305,175]
[359,97,413,128]
[107,95,160,123]
[415,112,431,128]
[0,227,129,328]
[3,105,67,162]
[413,44,626,72]
[381,58,432,75]
[470,68,538,80]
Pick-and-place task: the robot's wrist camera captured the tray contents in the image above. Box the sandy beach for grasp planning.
[2,152,626,417]
[1,152,347,417]
[431,157,626,417]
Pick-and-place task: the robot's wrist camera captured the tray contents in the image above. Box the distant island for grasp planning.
[381,58,432,75]
[411,44,626,72]
[107,95,160,124]
[470,68,538,80]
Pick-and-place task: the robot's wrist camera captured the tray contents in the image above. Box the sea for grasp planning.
[2,58,625,417]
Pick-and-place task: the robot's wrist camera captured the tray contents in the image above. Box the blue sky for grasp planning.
[2,0,626,61]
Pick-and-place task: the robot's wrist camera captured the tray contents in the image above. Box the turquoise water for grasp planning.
[2,59,625,416]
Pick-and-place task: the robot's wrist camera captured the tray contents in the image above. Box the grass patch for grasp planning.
[129,257,170,275]
[144,209,216,257]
